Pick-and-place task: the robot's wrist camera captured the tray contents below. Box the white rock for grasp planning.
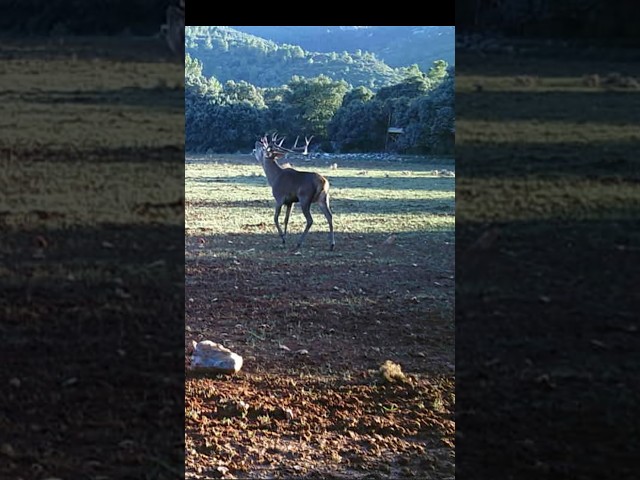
[190,340,243,374]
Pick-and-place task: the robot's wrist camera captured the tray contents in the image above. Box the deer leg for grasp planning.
[283,203,292,240]
[318,194,335,251]
[295,201,314,250]
[274,203,286,244]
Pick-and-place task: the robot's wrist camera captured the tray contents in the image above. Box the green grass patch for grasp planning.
[186,156,455,236]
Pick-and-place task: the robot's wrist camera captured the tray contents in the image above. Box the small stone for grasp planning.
[9,378,21,388]
[190,340,243,374]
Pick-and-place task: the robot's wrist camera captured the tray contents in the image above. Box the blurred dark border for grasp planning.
[455,2,640,479]
[0,0,176,35]
[456,0,640,44]
[0,5,185,478]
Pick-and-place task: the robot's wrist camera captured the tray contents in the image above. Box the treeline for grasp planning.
[0,0,173,35]
[185,26,407,89]
[457,0,640,41]
[231,26,456,71]
[185,55,454,156]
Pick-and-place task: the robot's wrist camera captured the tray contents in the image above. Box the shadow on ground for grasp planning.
[1,224,184,479]
[185,228,455,479]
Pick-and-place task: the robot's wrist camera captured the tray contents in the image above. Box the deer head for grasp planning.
[255,133,313,163]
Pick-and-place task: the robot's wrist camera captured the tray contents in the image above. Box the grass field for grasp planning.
[185,153,455,478]
[0,37,184,479]
[456,44,640,479]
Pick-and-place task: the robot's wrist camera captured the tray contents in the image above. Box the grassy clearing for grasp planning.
[186,154,455,237]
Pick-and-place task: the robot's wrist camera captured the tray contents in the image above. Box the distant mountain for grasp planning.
[185,26,411,89]
[230,26,455,70]
[185,26,416,89]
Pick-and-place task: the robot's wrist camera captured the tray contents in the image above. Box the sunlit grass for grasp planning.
[186,156,455,235]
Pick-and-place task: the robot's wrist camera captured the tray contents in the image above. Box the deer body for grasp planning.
[254,136,335,251]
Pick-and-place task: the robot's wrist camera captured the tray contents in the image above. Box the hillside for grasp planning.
[185,26,407,89]
[231,26,455,71]
[185,26,454,156]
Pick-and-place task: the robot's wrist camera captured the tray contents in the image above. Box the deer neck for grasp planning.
[262,157,285,186]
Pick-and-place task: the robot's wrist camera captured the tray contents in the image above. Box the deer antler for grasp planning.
[269,135,313,156]
[271,132,284,145]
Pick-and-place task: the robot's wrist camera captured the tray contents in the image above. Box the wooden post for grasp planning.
[385,111,391,152]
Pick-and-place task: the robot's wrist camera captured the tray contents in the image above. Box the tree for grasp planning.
[376,74,430,101]
[341,86,374,107]
[328,99,387,152]
[284,75,349,138]
[185,53,203,78]
[329,66,454,155]
[222,80,266,109]
[426,60,448,84]
[210,102,266,152]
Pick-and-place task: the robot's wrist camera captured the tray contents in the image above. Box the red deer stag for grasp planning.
[253,134,335,251]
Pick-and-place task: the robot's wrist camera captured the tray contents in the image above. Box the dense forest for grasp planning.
[185,26,410,90]
[229,26,455,72]
[185,48,454,155]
